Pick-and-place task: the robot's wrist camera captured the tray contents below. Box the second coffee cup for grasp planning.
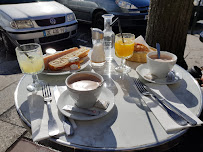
[65,71,104,109]
[147,51,177,78]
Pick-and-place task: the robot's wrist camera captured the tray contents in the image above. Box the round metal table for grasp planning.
[14,60,203,151]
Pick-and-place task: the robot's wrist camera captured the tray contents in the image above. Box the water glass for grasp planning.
[16,43,45,91]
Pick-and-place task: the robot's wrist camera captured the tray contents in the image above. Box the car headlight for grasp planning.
[115,0,138,9]
[67,13,76,22]
[10,20,34,29]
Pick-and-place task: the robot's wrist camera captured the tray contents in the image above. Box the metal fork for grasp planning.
[42,84,60,136]
[134,78,188,126]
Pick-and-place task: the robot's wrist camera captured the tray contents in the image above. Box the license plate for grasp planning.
[43,27,66,37]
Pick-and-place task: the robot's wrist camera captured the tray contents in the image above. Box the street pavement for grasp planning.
[0,22,202,152]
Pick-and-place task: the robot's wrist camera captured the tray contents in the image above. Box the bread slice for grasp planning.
[127,44,156,62]
[134,43,150,52]
[48,47,90,71]
[43,47,78,70]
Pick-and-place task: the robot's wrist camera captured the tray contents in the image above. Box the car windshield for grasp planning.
[0,0,53,5]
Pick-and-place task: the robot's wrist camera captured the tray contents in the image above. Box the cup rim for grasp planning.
[102,14,114,18]
[116,33,135,38]
[65,71,104,92]
[147,51,177,63]
[15,43,41,53]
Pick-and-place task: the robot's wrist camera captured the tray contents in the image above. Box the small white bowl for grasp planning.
[45,48,56,55]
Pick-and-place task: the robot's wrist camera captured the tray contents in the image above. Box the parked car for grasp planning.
[0,0,78,53]
[192,0,203,22]
[56,0,149,30]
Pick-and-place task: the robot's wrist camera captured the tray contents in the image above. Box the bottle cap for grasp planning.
[91,28,104,40]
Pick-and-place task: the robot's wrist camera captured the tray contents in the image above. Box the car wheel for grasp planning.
[1,32,15,54]
[200,31,203,42]
[92,11,106,30]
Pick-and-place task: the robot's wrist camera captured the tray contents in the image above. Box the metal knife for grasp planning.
[53,86,74,136]
[144,85,197,126]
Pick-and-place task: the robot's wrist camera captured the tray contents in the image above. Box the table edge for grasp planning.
[14,65,203,151]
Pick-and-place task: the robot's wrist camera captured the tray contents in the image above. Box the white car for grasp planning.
[0,0,78,53]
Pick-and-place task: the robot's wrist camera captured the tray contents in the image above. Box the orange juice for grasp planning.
[115,39,134,58]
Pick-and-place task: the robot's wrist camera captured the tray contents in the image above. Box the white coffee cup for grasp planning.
[147,51,177,78]
[65,71,104,109]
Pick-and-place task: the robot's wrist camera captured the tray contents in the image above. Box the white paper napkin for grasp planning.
[28,88,65,142]
[134,35,150,48]
[134,83,203,133]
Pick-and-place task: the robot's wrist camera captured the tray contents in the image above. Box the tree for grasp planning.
[145,0,194,69]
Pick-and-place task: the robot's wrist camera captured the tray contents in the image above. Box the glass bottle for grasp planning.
[102,14,115,62]
[91,28,105,67]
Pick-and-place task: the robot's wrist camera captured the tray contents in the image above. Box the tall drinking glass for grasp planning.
[115,33,135,73]
[16,43,45,91]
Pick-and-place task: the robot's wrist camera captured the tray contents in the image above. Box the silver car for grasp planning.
[56,0,149,29]
[0,0,78,53]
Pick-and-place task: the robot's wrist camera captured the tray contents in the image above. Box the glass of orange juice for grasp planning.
[115,33,135,73]
[16,43,45,91]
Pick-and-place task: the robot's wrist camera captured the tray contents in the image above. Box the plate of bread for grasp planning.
[42,47,90,75]
[127,35,156,63]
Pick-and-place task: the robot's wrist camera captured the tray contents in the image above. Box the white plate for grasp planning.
[42,56,90,75]
[136,64,182,85]
[57,87,115,121]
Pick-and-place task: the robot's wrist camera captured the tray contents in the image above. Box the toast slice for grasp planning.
[134,43,150,52]
[48,47,90,71]
[43,47,78,70]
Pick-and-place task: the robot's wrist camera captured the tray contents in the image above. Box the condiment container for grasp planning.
[45,48,56,55]
[91,28,105,67]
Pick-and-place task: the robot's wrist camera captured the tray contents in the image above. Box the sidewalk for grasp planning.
[0,26,202,152]
[185,21,203,69]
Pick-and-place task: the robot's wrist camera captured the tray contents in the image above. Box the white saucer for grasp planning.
[136,64,182,85]
[57,87,115,121]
